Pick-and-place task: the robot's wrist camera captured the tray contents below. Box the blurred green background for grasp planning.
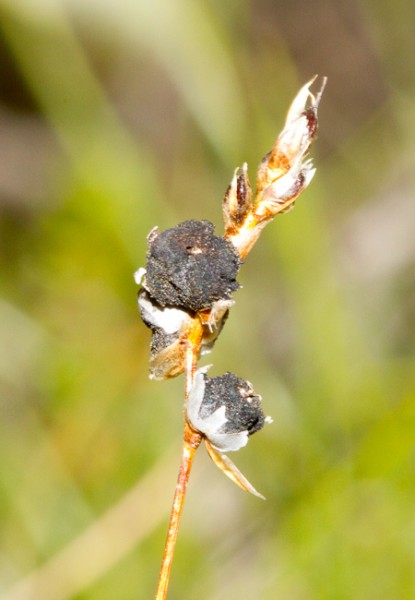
[1,1,415,598]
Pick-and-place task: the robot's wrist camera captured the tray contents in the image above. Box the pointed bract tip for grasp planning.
[285,75,327,126]
[314,75,328,108]
[223,162,252,233]
[205,440,266,500]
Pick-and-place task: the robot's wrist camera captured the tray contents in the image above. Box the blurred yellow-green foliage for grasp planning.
[1,1,415,598]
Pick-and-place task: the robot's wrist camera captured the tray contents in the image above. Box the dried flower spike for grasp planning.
[135,77,326,600]
[136,77,326,383]
[226,75,327,258]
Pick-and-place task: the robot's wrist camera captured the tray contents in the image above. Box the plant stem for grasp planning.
[155,316,204,599]
[183,316,204,396]
[155,422,202,600]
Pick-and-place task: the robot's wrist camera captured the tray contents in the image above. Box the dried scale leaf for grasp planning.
[223,163,252,236]
[205,440,265,500]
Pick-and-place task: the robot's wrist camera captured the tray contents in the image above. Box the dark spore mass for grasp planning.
[145,220,241,312]
[201,372,265,436]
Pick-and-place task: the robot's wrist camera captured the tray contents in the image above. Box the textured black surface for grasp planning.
[200,372,265,435]
[145,220,241,312]
[150,328,178,355]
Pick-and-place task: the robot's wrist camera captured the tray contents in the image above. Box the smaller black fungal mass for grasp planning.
[201,372,265,435]
[145,220,241,312]
[149,328,177,356]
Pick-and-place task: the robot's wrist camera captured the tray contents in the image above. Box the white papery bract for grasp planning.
[138,287,190,334]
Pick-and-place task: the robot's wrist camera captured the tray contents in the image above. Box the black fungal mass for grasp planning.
[145,220,241,312]
[150,328,178,356]
[200,372,265,435]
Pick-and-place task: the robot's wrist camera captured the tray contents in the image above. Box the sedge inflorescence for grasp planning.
[135,76,326,496]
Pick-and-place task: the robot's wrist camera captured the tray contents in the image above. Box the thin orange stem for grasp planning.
[155,317,204,600]
[155,423,202,600]
[184,316,204,397]
[226,199,297,261]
